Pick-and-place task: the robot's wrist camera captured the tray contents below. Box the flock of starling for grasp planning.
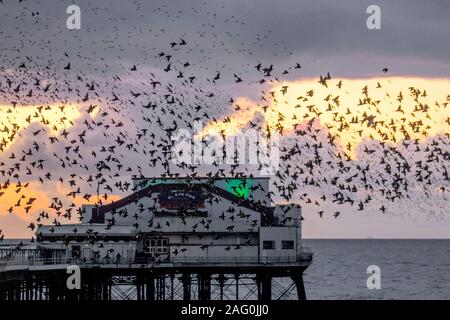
[0,1,449,243]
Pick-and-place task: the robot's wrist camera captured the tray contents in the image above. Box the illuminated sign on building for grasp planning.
[139,177,254,200]
[225,179,251,199]
[158,190,207,212]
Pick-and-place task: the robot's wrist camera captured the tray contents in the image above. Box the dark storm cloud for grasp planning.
[1,0,449,79]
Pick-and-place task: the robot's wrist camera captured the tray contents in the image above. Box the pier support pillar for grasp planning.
[170,273,175,300]
[181,273,191,300]
[156,275,165,300]
[235,274,239,300]
[259,274,272,301]
[198,273,211,300]
[291,273,306,300]
[102,277,110,301]
[136,281,142,301]
[146,273,155,301]
[218,274,225,300]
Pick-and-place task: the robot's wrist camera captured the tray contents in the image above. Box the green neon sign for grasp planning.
[146,178,163,186]
[143,178,253,200]
[226,179,251,199]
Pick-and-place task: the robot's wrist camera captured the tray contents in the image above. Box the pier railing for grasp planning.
[0,248,313,270]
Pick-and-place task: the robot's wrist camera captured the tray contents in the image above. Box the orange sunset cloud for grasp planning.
[200,77,450,158]
[0,103,98,152]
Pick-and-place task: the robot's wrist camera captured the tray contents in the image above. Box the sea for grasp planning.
[302,239,450,300]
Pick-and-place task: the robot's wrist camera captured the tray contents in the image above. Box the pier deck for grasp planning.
[0,253,312,301]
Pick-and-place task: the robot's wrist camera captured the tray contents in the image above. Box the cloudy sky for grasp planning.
[1,0,449,76]
[0,0,449,238]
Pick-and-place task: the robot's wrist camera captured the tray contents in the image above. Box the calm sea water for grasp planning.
[302,239,450,300]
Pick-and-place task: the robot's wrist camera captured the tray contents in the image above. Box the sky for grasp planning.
[0,0,449,238]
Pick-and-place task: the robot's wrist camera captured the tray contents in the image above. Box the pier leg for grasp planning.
[218,274,225,300]
[146,273,155,301]
[170,273,174,300]
[198,273,211,300]
[137,280,142,301]
[39,280,43,300]
[181,273,191,300]
[155,275,159,300]
[291,273,306,300]
[235,274,239,300]
[142,279,146,300]
[158,275,165,300]
[260,274,272,301]
[102,278,109,300]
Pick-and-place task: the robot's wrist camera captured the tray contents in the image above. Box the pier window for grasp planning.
[71,245,81,258]
[262,240,275,250]
[90,208,105,223]
[144,238,169,256]
[282,240,294,250]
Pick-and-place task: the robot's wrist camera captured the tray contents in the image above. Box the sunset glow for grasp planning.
[201,77,450,158]
[0,103,95,152]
